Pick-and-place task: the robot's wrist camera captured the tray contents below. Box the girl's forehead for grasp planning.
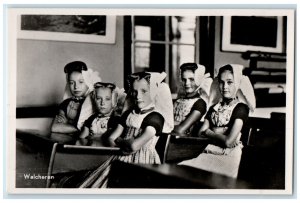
[95,87,112,96]
[220,70,234,79]
[68,71,83,79]
[182,69,195,77]
[133,78,149,88]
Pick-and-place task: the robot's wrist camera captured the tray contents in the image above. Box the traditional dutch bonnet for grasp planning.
[208,64,256,112]
[127,72,174,133]
[177,63,213,104]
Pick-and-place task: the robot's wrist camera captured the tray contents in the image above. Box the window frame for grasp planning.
[130,16,200,88]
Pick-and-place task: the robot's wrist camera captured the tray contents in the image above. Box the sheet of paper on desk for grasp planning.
[254,82,286,90]
[268,86,285,94]
[250,107,286,118]
[16,117,53,133]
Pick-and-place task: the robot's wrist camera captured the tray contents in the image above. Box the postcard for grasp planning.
[6,7,295,195]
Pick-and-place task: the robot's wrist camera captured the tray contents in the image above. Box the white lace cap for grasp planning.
[147,72,174,133]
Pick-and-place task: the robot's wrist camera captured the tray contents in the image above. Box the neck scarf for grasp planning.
[134,103,155,114]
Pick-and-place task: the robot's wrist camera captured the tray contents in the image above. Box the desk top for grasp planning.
[108,160,254,189]
[16,129,120,151]
[65,138,120,151]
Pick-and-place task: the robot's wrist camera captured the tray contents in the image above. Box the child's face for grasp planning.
[68,71,89,97]
[181,69,197,95]
[94,87,113,115]
[132,78,152,109]
[218,70,237,99]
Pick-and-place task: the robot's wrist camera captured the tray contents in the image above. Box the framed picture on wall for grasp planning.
[17,13,116,44]
[221,16,285,53]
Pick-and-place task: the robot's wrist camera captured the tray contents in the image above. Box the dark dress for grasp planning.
[55,98,85,126]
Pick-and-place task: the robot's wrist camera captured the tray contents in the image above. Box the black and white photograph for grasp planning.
[7,8,295,194]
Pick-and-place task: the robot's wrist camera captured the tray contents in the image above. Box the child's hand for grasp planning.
[114,137,124,146]
[212,126,228,135]
[75,138,89,146]
[197,131,205,137]
[171,125,184,136]
[204,129,214,136]
[171,130,188,137]
[116,137,135,154]
[55,114,67,123]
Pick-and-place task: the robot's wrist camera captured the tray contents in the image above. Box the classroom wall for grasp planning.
[214,17,248,75]
[17,17,124,107]
[213,17,286,76]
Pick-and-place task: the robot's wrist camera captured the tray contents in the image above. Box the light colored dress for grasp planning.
[90,117,110,138]
[79,108,164,188]
[173,94,207,134]
[83,113,118,139]
[179,101,249,178]
[174,97,200,125]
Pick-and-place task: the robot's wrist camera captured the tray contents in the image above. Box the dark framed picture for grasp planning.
[17,12,116,44]
[222,16,285,53]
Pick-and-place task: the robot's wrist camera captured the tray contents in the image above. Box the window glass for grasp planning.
[133,16,198,93]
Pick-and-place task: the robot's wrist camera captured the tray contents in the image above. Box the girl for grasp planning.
[179,64,256,178]
[77,83,127,131]
[172,63,212,136]
[78,71,174,188]
[51,61,101,134]
[79,82,120,140]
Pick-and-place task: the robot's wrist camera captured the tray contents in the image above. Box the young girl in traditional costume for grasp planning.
[79,82,120,140]
[179,64,256,178]
[172,63,212,136]
[51,61,101,134]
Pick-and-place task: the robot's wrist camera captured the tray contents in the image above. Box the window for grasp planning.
[131,16,199,93]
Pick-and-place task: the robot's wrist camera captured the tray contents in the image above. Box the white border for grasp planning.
[222,16,284,53]
[6,7,295,195]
